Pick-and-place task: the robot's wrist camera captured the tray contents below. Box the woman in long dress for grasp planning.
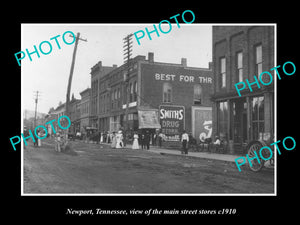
[111,132,117,149]
[116,131,124,149]
[132,133,139,150]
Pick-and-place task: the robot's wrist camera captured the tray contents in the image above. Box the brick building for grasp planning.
[68,94,81,134]
[46,95,81,135]
[211,25,275,154]
[79,88,91,133]
[90,62,117,129]
[91,52,213,142]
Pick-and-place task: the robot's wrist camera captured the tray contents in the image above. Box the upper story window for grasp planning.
[163,82,172,103]
[133,81,137,102]
[194,84,202,105]
[255,44,262,75]
[237,51,243,82]
[220,57,226,88]
[129,82,133,102]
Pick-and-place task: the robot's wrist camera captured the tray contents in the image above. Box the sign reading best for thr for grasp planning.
[155,73,212,83]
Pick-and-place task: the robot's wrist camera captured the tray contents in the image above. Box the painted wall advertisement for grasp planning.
[192,106,212,142]
[159,105,185,142]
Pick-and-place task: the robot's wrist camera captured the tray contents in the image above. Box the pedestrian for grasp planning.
[107,131,111,143]
[181,130,189,154]
[76,131,81,140]
[153,133,157,146]
[33,130,38,148]
[103,131,107,143]
[116,130,124,149]
[100,132,103,143]
[132,132,139,150]
[111,132,117,149]
[145,130,151,150]
[55,132,61,152]
[141,134,146,149]
[188,133,197,151]
[37,130,43,147]
[213,135,221,152]
[158,131,163,148]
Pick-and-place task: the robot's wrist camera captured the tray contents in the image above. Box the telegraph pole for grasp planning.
[33,91,41,128]
[65,32,87,137]
[123,33,133,144]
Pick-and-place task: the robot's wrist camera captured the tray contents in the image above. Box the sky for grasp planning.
[21,24,212,114]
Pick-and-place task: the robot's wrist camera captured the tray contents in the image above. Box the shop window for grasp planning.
[194,84,202,105]
[218,101,228,138]
[128,113,138,121]
[163,82,172,103]
[252,96,264,140]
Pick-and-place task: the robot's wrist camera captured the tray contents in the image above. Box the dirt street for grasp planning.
[23,138,274,194]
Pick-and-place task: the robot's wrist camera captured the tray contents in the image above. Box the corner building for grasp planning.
[211,26,275,154]
[91,52,213,143]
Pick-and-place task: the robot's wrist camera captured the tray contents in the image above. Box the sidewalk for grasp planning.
[100,142,240,163]
[149,148,240,162]
[148,147,240,163]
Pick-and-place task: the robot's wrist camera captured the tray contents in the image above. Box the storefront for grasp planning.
[139,53,213,141]
[214,88,274,154]
[212,25,275,154]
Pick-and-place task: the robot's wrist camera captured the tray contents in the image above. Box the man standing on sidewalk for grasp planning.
[145,130,151,150]
[181,130,189,155]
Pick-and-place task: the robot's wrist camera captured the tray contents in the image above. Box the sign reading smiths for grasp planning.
[159,105,185,142]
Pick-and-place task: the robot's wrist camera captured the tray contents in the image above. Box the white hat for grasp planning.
[203,120,212,126]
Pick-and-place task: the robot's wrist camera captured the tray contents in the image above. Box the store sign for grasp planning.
[154,73,212,83]
[191,106,212,142]
[138,109,161,129]
[159,105,185,142]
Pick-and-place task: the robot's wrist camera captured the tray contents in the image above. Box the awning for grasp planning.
[138,109,161,129]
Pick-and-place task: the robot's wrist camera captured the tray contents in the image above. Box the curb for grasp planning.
[157,151,237,163]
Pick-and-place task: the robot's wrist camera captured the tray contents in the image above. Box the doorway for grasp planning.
[232,98,248,152]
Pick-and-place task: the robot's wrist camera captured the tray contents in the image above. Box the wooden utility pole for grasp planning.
[33,91,40,128]
[65,32,87,132]
[123,33,133,144]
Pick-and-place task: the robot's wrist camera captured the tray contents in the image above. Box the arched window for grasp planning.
[194,84,202,105]
[163,83,172,103]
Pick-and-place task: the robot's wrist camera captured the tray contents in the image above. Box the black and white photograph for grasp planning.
[4,5,298,221]
[20,24,276,195]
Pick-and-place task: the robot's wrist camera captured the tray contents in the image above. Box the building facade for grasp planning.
[79,88,91,134]
[46,95,81,135]
[211,26,275,154]
[91,52,213,142]
[69,94,81,134]
[45,102,66,136]
[90,62,117,129]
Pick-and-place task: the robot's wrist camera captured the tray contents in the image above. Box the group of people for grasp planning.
[110,131,124,149]
[30,129,44,148]
[109,130,152,150]
[181,130,224,155]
